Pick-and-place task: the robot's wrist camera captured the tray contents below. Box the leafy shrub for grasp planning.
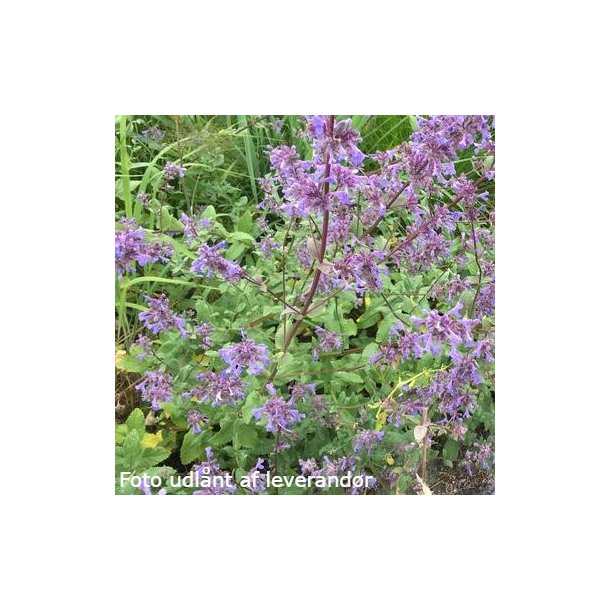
[115,115,495,495]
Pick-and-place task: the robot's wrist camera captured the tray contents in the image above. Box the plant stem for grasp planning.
[421,406,429,483]
[265,116,335,385]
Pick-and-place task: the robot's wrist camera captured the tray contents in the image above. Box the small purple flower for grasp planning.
[182,370,245,407]
[219,334,269,376]
[462,442,494,477]
[136,192,150,207]
[252,393,305,433]
[242,458,266,494]
[383,398,422,428]
[411,302,476,358]
[135,370,173,411]
[191,241,244,282]
[257,236,280,258]
[134,334,153,360]
[163,161,187,180]
[194,323,214,349]
[299,458,319,476]
[139,477,167,495]
[139,294,188,337]
[115,218,174,276]
[192,447,237,495]
[316,327,342,351]
[353,429,384,455]
[180,213,208,245]
[312,327,342,361]
[142,126,164,142]
[187,409,208,435]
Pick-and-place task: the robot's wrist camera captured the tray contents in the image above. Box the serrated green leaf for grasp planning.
[123,430,144,470]
[210,418,235,446]
[138,447,171,469]
[233,421,259,450]
[125,408,145,433]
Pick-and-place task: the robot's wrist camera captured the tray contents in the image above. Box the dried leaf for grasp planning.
[416,473,432,495]
[414,425,428,443]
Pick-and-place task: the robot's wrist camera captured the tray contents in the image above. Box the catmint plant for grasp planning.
[116,114,495,495]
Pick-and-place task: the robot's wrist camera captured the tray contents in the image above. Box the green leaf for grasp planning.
[125,408,145,433]
[233,421,259,450]
[358,309,381,329]
[157,207,185,232]
[138,447,171,469]
[202,205,216,220]
[242,393,258,424]
[123,430,144,470]
[333,371,364,384]
[115,353,149,373]
[227,231,255,244]
[210,418,235,446]
[362,342,380,362]
[225,242,246,260]
[376,316,397,342]
[236,209,252,233]
[180,430,204,465]
[443,438,460,462]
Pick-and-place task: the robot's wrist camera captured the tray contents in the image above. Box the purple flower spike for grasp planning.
[219,335,270,376]
[135,370,173,411]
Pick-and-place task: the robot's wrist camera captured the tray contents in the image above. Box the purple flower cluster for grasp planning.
[135,369,172,411]
[397,115,492,188]
[241,458,266,494]
[353,429,384,455]
[252,387,305,433]
[183,370,245,408]
[142,126,164,142]
[191,241,244,282]
[305,116,365,166]
[264,116,367,219]
[192,447,236,495]
[462,442,494,477]
[415,355,482,419]
[194,323,214,349]
[383,398,423,428]
[187,409,208,435]
[115,218,173,276]
[134,334,154,360]
[372,303,479,368]
[312,327,342,361]
[219,334,270,376]
[412,303,477,359]
[163,162,186,180]
[298,455,377,494]
[180,213,211,245]
[139,294,188,337]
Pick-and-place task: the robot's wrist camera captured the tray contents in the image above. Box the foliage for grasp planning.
[115,114,495,495]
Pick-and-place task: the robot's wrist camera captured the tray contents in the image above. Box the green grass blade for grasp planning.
[119,115,133,218]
